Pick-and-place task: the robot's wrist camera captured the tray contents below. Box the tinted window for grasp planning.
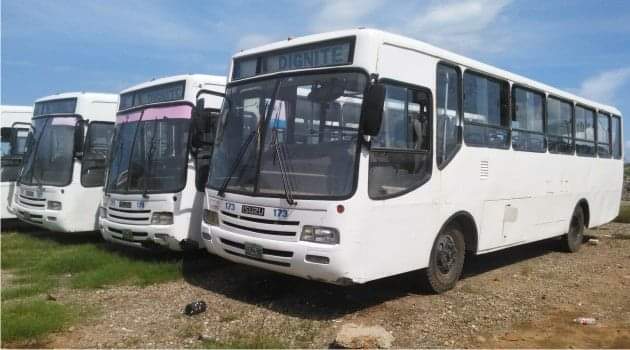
[81,122,114,187]
[574,105,596,156]
[546,97,573,154]
[512,87,545,152]
[436,64,461,167]
[612,115,622,159]
[369,85,432,199]
[463,71,509,149]
[597,112,611,157]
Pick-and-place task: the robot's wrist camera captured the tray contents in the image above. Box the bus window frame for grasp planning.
[80,120,115,188]
[596,110,612,159]
[545,94,575,155]
[436,61,463,170]
[573,103,597,158]
[611,114,623,160]
[510,83,547,153]
[461,69,511,150]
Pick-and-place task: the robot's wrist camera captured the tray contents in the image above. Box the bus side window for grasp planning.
[463,71,510,149]
[574,105,595,156]
[597,112,611,158]
[369,84,432,199]
[511,86,545,153]
[436,63,461,167]
[547,97,575,155]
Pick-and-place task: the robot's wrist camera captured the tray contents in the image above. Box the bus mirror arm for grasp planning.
[73,120,86,159]
[361,82,386,136]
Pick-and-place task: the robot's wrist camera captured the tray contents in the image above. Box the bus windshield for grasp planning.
[19,116,78,186]
[105,104,191,194]
[207,71,367,199]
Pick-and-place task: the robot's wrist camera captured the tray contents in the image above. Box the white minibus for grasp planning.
[1,105,33,221]
[201,29,623,292]
[12,93,118,232]
[99,75,225,251]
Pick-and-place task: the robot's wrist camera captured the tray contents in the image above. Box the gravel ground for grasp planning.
[21,223,630,348]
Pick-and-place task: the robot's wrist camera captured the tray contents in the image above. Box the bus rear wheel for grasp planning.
[562,206,585,252]
[426,224,465,293]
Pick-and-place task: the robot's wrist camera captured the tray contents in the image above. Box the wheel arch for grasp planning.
[439,211,479,253]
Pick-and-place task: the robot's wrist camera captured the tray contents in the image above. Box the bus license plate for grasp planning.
[244,242,263,259]
[241,205,265,216]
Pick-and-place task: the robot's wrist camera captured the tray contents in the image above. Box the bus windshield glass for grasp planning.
[19,116,78,186]
[207,71,366,199]
[105,104,191,194]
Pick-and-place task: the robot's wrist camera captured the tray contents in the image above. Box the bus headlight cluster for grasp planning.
[203,210,218,226]
[99,207,107,218]
[300,226,339,244]
[151,212,173,225]
[47,201,62,210]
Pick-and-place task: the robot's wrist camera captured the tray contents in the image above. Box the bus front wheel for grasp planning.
[425,224,466,293]
[562,206,585,253]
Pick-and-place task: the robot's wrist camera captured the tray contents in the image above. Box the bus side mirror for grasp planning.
[74,120,86,159]
[361,83,385,136]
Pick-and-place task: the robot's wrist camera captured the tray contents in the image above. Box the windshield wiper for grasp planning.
[271,128,296,205]
[126,110,146,193]
[217,128,257,197]
[142,117,161,198]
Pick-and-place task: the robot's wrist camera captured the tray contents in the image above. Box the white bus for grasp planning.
[200,29,623,292]
[12,93,118,232]
[99,75,225,251]
[1,105,33,221]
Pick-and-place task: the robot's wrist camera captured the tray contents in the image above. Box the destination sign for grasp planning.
[233,37,354,80]
[119,80,186,110]
[34,98,77,116]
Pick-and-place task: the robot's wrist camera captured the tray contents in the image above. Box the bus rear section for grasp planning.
[12,93,118,232]
[201,28,623,291]
[1,105,32,222]
[99,75,225,251]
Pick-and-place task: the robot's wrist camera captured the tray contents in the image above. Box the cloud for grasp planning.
[237,34,275,51]
[402,0,513,54]
[309,0,384,32]
[577,67,630,104]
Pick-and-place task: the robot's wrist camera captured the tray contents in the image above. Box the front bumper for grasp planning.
[13,201,70,231]
[99,218,198,251]
[201,222,357,285]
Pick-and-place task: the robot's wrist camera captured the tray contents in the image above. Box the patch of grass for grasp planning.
[202,334,285,349]
[1,299,74,343]
[1,231,183,343]
[614,205,630,223]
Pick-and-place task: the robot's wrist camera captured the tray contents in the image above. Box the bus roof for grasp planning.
[234,28,621,116]
[120,74,226,95]
[0,105,33,128]
[35,92,118,104]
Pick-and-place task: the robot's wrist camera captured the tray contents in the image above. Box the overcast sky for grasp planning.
[2,0,630,155]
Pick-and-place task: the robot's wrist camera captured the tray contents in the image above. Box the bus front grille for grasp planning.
[220,238,292,267]
[219,211,299,238]
[106,207,151,224]
[18,195,46,208]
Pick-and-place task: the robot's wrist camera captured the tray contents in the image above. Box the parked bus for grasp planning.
[1,105,33,221]
[12,93,118,231]
[99,75,225,251]
[200,29,623,292]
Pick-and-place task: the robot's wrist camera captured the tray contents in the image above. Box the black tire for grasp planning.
[425,224,466,293]
[562,206,585,252]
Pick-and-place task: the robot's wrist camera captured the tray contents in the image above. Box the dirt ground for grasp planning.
[16,223,630,348]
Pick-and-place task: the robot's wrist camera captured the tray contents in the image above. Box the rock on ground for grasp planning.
[334,323,394,349]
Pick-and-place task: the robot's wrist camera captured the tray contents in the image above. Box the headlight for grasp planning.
[47,201,62,210]
[300,225,339,244]
[151,212,173,225]
[203,210,218,225]
[99,207,107,218]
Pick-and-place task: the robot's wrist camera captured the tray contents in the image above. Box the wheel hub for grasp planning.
[436,235,457,274]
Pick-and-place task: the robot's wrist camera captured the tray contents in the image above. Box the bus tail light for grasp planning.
[300,226,339,244]
[151,212,173,225]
